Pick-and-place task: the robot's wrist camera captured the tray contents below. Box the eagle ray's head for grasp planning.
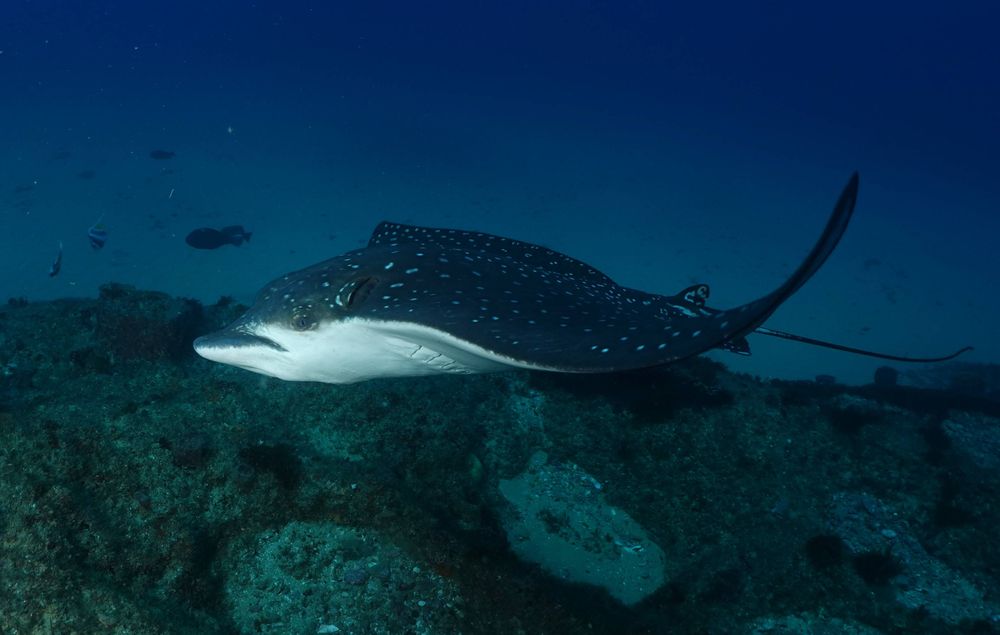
[193,250,389,383]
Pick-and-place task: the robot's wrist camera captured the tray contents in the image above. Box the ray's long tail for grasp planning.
[753,326,973,363]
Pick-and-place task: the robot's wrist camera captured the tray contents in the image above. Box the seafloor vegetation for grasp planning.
[1,284,998,634]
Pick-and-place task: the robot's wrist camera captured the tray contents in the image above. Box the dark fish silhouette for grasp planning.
[185,226,253,250]
[49,242,63,277]
[194,173,972,384]
[149,149,175,160]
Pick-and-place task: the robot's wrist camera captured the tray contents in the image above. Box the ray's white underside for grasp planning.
[194,318,561,384]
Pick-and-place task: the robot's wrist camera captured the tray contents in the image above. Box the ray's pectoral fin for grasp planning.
[670,173,860,361]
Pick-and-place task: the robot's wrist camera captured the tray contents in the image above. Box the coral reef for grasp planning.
[223,521,465,634]
[1,289,998,634]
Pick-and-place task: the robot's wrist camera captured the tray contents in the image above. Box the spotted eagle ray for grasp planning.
[194,173,971,383]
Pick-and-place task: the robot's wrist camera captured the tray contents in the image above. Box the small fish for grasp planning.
[49,242,63,277]
[149,149,175,160]
[88,216,108,250]
[185,225,253,250]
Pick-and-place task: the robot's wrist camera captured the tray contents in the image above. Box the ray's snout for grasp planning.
[193,329,286,357]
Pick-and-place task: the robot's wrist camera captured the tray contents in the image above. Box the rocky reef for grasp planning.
[1,286,998,634]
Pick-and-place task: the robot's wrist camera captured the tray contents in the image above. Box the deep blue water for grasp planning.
[2,0,998,382]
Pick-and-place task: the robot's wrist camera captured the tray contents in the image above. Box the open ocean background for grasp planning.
[2,0,998,382]
[5,4,1000,634]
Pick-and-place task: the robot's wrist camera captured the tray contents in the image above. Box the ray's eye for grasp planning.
[291,313,316,331]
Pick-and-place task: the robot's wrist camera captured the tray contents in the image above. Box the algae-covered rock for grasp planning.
[497,451,666,605]
[223,521,465,635]
[95,283,202,362]
[4,288,1000,634]
[827,491,996,624]
[746,613,887,634]
[942,411,1000,471]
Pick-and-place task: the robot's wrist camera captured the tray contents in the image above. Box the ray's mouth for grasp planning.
[193,330,287,352]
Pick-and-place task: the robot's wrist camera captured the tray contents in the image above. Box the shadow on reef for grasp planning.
[527,356,735,424]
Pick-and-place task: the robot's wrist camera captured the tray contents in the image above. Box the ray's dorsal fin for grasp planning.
[670,283,710,308]
[368,220,618,284]
[663,283,714,319]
